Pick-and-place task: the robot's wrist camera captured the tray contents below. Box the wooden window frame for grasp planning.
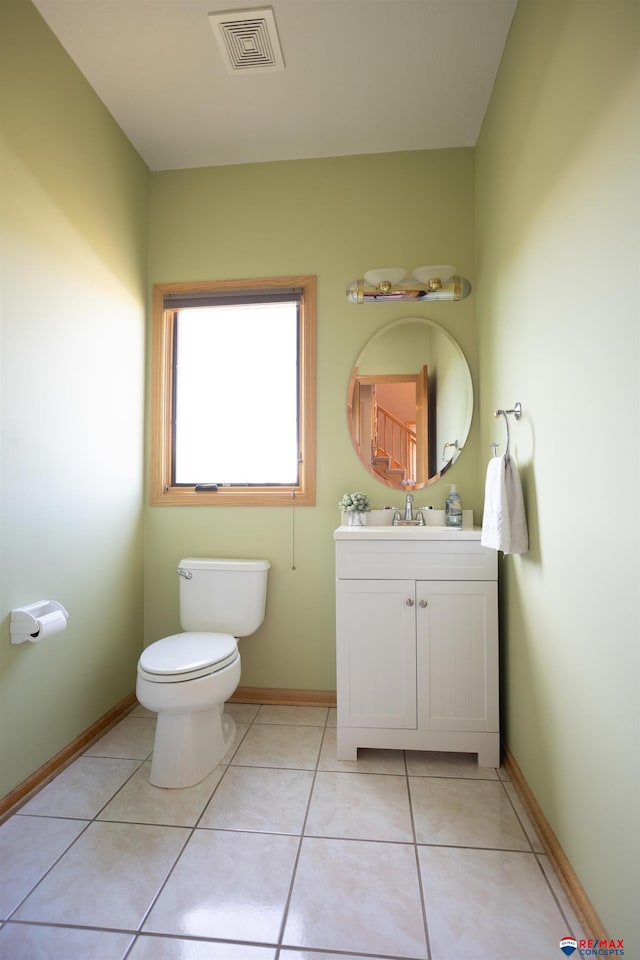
[150,275,316,506]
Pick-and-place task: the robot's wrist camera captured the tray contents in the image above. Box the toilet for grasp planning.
[136,557,270,788]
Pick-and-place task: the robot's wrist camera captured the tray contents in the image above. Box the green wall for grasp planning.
[0,0,149,794]
[475,0,639,949]
[145,150,479,689]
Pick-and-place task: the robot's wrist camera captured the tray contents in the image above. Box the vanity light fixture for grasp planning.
[346,265,471,303]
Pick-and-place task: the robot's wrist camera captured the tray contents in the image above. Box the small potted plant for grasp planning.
[338,491,371,526]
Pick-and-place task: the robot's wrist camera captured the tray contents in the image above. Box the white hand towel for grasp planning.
[481,454,529,555]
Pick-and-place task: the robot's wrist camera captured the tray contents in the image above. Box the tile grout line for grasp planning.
[533,851,585,941]
[405,750,433,960]
[273,707,331,958]
[498,774,536,853]
[497,774,578,937]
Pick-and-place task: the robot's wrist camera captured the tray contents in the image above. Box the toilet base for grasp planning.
[149,704,237,788]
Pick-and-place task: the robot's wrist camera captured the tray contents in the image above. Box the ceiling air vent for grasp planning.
[209,7,285,75]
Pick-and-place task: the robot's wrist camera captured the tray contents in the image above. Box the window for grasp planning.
[150,275,316,505]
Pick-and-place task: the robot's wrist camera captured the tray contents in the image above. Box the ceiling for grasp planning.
[32,0,517,172]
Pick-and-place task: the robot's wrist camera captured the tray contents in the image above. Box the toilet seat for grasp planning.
[138,632,238,683]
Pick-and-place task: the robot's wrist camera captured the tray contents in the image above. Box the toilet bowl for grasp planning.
[136,557,269,788]
[137,631,241,787]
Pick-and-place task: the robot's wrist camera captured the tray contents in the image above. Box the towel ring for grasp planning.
[493,402,522,460]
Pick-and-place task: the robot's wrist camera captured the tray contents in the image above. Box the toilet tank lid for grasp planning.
[179,557,270,571]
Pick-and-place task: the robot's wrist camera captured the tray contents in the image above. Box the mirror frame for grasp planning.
[347,316,473,490]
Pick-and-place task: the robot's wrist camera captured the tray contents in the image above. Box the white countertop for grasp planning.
[334,524,482,541]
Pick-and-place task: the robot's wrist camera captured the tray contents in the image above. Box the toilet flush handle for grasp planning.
[176,567,192,580]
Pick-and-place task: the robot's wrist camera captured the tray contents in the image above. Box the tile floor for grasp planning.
[0,703,585,960]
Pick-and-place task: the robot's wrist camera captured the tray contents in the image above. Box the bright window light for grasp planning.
[173,302,299,485]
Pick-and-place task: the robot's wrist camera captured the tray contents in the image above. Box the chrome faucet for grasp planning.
[404,493,414,521]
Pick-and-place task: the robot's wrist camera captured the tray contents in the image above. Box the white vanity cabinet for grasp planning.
[334,527,499,767]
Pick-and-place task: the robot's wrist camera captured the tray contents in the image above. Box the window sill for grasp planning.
[150,485,315,507]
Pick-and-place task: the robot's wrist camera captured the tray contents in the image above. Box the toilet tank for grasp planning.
[178,557,270,636]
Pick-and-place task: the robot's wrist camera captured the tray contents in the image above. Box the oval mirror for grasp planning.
[347,317,473,490]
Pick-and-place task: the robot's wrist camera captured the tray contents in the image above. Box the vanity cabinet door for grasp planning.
[336,579,417,729]
[416,581,498,733]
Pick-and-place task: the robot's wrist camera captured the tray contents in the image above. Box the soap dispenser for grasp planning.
[445,485,463,528]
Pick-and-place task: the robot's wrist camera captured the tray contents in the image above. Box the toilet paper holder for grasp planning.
[10,600,69,644]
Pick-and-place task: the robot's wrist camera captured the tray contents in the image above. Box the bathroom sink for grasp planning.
[335,507,478,540]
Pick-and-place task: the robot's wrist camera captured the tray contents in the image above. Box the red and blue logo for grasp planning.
[561,938,625,956]
[561,938,578,956]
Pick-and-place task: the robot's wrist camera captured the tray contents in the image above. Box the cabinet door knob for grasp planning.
[406,598,414,606]
[419,599,428,607]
